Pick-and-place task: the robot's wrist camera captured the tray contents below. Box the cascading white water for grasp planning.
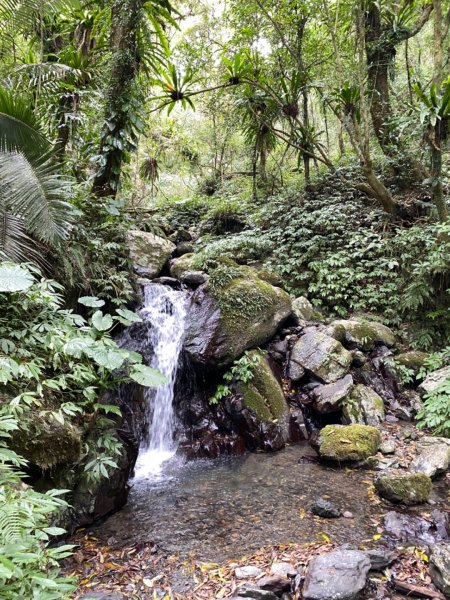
[134,284,188,479]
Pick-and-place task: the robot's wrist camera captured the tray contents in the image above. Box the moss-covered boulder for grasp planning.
[227,350,290,451]
[374,471,432,505]
[317,424,381,463]
[289,331,352,383]
[330,319,396,351]
[126,230,175,278]
[169,252,195,279]
[183,263,292,367]
[394,351,429,372]
[342,385,385,427]
[10,417,82,470]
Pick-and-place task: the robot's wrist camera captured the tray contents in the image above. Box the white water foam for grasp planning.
[133,284,188,479]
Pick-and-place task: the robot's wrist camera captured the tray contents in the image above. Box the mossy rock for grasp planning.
[126,230,175,278]
[394,351,429,371]
[331,319,396,351]
[292,296,323,323]
[10,418,83,470]
[170,253,195,279]
[342,384,385,427]
[237,351,289,424]
[184,262,292,367]
[374,471,432,505]
[318,424,381,463]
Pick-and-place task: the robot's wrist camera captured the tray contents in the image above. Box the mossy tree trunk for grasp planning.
[91,0,144,198]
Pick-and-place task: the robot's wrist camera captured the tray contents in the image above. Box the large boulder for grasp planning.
[312,375,354,413]
[126,230,175,278]
[430,543,450,596]
[289,331,352,384]
[303,549,371,600]
[342,384,385,426]
[410,437,450,478]
[225,350,290,451]
[330,319,396,351]
[418,366,450,396]
[374,470,432,505]
[183,264,292,367]
[317,424,381,463]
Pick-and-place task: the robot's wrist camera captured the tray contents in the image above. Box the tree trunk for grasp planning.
[91,0,143,198]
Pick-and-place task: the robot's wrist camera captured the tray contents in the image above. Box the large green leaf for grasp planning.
[129,364,167,387]
[0,264,34,292]
[85,346,125,370]
[91,311,114,331]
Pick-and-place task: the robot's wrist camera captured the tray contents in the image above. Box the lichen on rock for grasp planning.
[330,319,396,351]
[342,384,385,426]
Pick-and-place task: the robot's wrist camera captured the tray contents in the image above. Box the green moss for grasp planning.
[237,350,288,423]
[319,424,381,462]
[10,418,83,470]
[375,471,432,504]
[395,352,429,370]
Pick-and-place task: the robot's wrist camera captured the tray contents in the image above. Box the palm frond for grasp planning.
[0,207,48,266]
[0,150,74,246]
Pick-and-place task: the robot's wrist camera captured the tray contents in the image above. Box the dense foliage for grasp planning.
[0,0,449,594]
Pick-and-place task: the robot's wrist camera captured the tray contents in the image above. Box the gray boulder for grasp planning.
[302,549,371,600]
[410,437,450,478]
[126,230,175,278]
[313,375,353,413]
[418,366,450,396]
[330,319,396,351]
[430,543,450,596]
[170,253,195,279]
[180,270,208,288]
[342,384,385,427]
[237,585,278,599]
[289,331,352,384]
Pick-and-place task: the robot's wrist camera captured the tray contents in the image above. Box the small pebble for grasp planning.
[343,511,354,518]
[235,565,264,579]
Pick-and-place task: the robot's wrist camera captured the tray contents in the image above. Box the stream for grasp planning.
[92,443,448,563]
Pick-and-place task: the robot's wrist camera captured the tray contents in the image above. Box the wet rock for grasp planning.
[418,366,450,396]
[238,585,279,599]
[235,565,264,579]
[311,498,342,518]
[287,359,305,382]
[430,543,450,596]
[170,253,195,279]
[292,296,322,323]
[302,549,371,600]
[180,270,208,288]
[267,339,288,363]
[270,563,298,578]
[317,424,381,463]
[375,471,432,505]
[383,511,449,547]
[342,385,385,427]
[411,441,450,478]
[184,265,292,367]
[174,240,194,256]
[330,319,396,351]
[351,350,366,367]
[258,575,291,594]
[226,351,290,451]
[312,375,354,414]
[168,228,192,243]
[289,331,352,384]
[363,548,396,571]
[126,230,175,278]
[289,409,308,442]
[151,276,181,288]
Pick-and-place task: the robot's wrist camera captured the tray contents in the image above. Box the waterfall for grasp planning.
[134,283,188,479]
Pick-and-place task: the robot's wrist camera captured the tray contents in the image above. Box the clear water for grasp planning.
[134,284,188,479]
[94,443,448,562]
